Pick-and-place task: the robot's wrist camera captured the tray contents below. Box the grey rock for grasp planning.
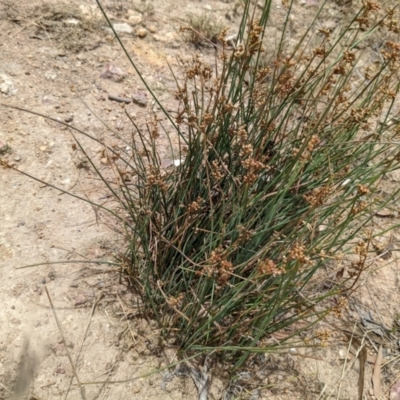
[132,92,148,107]
[321,20,337,31]
[100,63,126,82]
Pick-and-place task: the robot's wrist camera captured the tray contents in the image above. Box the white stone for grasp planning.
[0,73,16,96]
[341,178,351,187]
[64,18,80,25]
[128,12,142,25]
[112,23,133,34]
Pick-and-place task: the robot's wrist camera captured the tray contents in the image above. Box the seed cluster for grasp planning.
[304,186,331,207]
[288,242,309,265]
[314,327,331,346]
[198,248,235,287]
[258,259,282,277]
[330,297,348,318]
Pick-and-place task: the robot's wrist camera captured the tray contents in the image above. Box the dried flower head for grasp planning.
[355,240,368,257]
[315,327,331,346]
[307,134,320,152]
[218,260,234,285]
[211,159,226,181]
[236,225,253,244]
[288,242,309,264]
[343,51,356,66]
[258,259,282,277]
[240,144,253,157]
[352,201,367,215]
[304,186,331,207]
[188,197,204,214]
[331,297,348,318]
[357,184,369,196]
[168,293,185,307]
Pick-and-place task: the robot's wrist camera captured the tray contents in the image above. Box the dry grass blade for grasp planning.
[79,353,202,386]
[64,294,104,400]
[357,342,367,400]
[11,334,40,400]
[173,358,211,400]
[116,295,137,344]
[372,345,384,399]
[0,382,11,394]
[44,286,87,400]
[342,332,367,400]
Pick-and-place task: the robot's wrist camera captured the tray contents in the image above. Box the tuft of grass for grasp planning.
[90,0,400,370]
[182,14,223,47]
[17,3,104,53]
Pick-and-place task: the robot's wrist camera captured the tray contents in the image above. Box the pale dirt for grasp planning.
[1,0,400,399]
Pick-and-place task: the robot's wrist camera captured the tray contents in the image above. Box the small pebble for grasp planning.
[321,20,337,31]
[128,15,143,25]
[64,18,80,25]
[74,293,88,306]
[136,28,147,38]
[55,367,65,374]
[0,142,9,154]
[375,208,394,218]
[100,63,126,82]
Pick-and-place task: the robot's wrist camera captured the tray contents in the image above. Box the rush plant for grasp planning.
[100,0,400,369]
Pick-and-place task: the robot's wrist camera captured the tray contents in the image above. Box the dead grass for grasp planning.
[0,2,104,53]
[182,14,223,47]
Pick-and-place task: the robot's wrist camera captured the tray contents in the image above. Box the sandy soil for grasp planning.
[1,0,400,399]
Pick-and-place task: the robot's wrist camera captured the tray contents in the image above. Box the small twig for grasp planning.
[372,345,383,399]
[0,381,11,393]
[342,330,368,400]
[12,24,28,38]
[157,281,190,322]
[189,287,223,334]
[104,308,117,327]
[45,286,87,400]
[15,260,119,270]
[108,94,132,104]
[116,295,137,344]
[64,294,104,400]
